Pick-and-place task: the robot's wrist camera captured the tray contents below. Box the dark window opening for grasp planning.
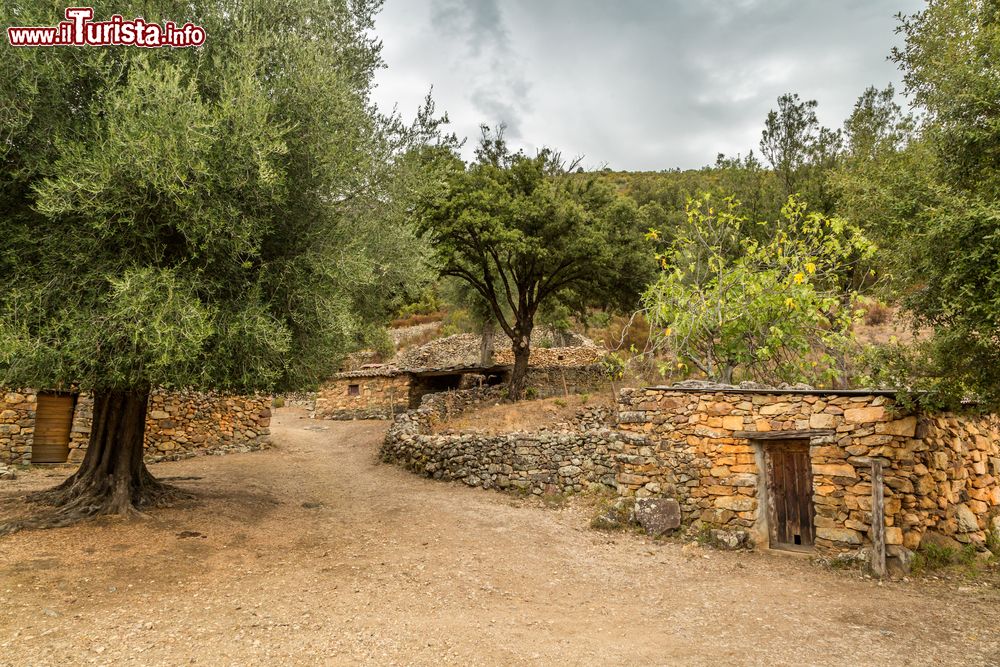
[348,384,360,396]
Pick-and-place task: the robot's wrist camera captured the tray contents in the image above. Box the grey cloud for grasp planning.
[373,0,924,169]
[429,0,532,139]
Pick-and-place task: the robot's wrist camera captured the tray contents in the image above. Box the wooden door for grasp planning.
[765,442,816,550]
[32,393,76,464]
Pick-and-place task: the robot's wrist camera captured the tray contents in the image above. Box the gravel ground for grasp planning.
[0,408,998,666]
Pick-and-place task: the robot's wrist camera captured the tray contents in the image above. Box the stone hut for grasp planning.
[616,386,1000,556]
[381,381,1000,561]
[314,339,608,420]
[0,388,271,466]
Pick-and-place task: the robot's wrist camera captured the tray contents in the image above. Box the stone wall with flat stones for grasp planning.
[0,389,37,465]
[381,386,643,495]
[616,388,1000,555]
[315,374,411,420]
[1,388,270,465]
[382,382,1000,558]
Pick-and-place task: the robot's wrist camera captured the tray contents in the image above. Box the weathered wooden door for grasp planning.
[765,442,816,549]
[32,392,76,464]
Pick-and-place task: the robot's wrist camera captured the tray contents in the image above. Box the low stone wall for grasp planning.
[315,374,410,420]
[141,390,270,462]
[382,382,1000,561]
[0,389,37,465]
[524,365,610,399]
[616,388,1000,554]
[382,387,641,495]
[495,346,604,367]
[1,388,270,465]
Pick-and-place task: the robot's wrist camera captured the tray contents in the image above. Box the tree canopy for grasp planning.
[0,0,451,526]
[643,195,875,385]
[0,0,446,395]
[836,0,1000,406]
[417,127,655,397]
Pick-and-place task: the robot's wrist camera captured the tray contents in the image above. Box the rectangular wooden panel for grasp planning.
[32,393,76,464]
[765,442,815,550]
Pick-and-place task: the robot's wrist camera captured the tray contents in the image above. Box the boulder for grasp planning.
[0,464,15,481]
[886,545,915,577]
[709,529,751,550]
[634,497,681,536]
[919,530,962,552]
[954,504,980,533]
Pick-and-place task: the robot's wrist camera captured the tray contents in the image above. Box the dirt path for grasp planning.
[1,409,998,666]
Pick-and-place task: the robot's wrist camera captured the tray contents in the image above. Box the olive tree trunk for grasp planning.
[1,388,183,534]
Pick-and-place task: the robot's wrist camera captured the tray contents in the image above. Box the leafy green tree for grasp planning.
[759,93,843,213]
[417,127,653,399]
[643,195,875,385]
[0,0,447,527]
[838,0,1000,406]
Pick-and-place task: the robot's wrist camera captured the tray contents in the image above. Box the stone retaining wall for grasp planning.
[494,346,604,367]
[381,387,641,495]
[524,365,611,398]
[1,388,270,465]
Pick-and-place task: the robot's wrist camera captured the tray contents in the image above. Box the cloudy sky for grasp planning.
[371,0,924,171]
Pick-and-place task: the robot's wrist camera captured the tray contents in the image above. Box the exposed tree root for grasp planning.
[0,472,191,536]
[0,387,193,537]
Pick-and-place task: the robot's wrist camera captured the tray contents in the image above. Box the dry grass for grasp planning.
[390,311,448,329]
[432,392,615,435]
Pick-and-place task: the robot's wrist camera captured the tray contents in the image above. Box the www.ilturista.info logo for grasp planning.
[7,7,206,47]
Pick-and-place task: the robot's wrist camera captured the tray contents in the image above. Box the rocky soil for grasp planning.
[0,409,998,666]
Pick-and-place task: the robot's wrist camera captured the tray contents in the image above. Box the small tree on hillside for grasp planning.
[417,128,654,399]
[643,195,875,385]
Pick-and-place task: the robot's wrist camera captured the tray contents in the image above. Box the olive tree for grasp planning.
[0,0,447,529]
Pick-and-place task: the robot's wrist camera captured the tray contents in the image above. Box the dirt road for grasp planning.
[1,409,998,666]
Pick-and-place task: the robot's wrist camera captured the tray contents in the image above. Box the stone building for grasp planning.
[0,388,271,466]
[616,386,1000,556]
[314,336,608,420]
[383,382,1000,560]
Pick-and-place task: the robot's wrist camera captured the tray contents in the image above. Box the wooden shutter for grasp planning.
[32,393,76,464]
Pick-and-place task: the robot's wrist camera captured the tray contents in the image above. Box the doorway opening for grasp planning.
[762,440,816,551]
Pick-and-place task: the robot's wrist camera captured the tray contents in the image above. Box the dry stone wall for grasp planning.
[315,374,410,420]
[381,387,642,495]
[524,365,610,398]
[494,346,603,367]
[0,389,36,465]
[382,382,1000,559]
[1,388,270,465]
[616,388,1000,554]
